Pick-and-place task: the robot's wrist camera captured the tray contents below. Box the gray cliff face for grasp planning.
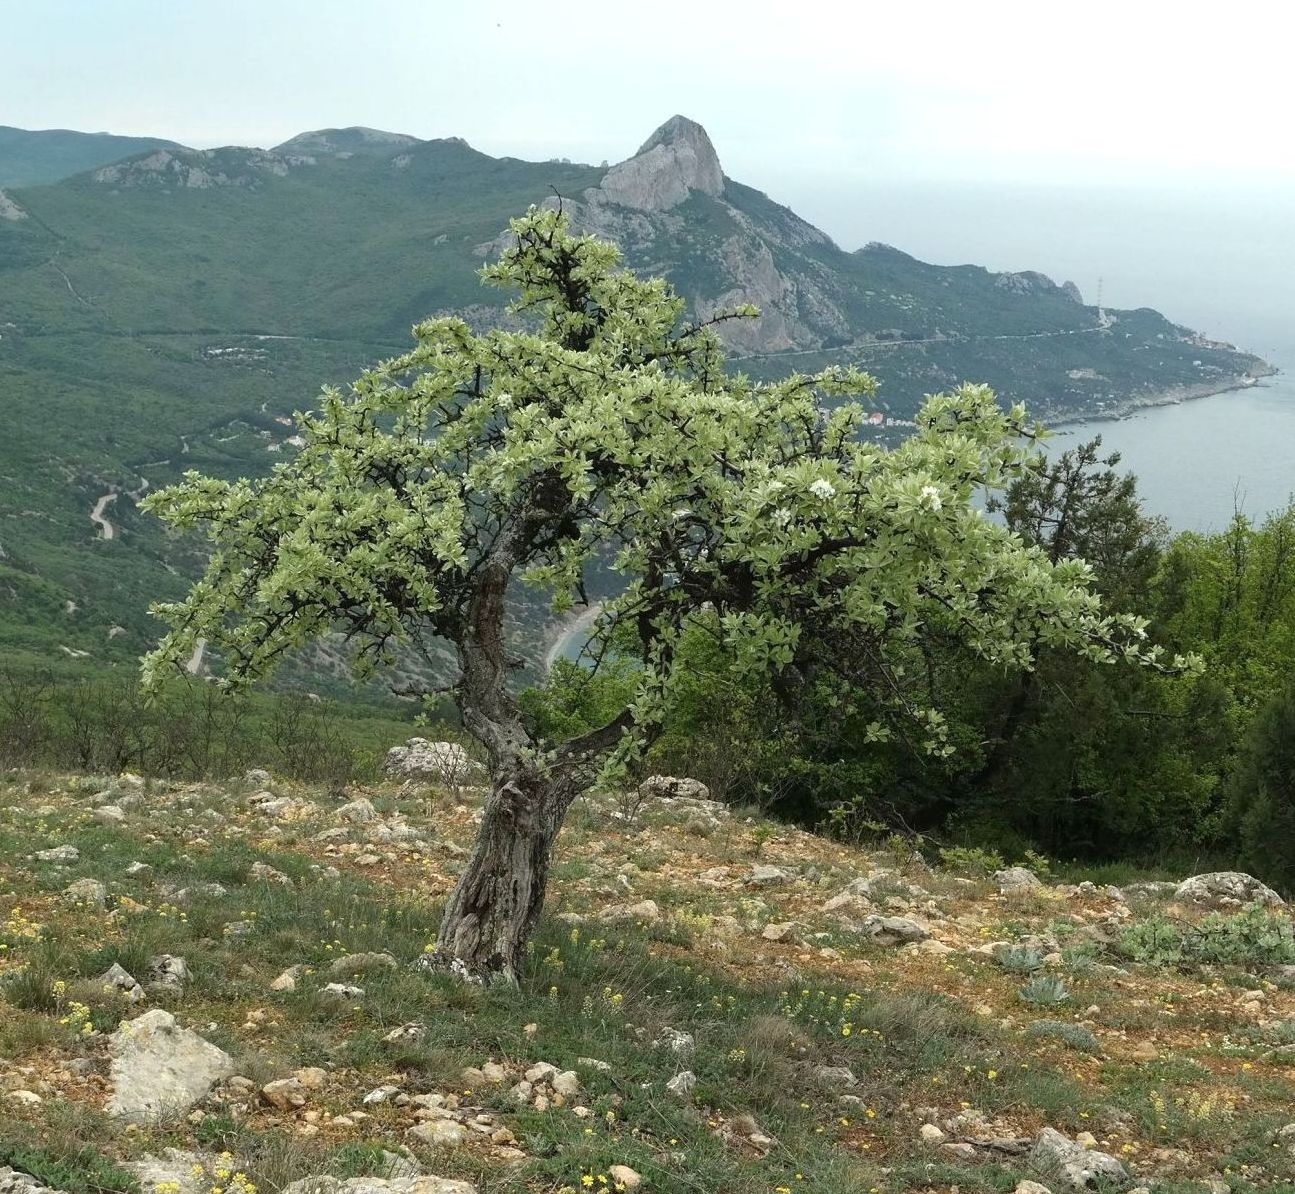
[595,115,724,211]
[569,116,830,352]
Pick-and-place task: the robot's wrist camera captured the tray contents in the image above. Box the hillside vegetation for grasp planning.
[2,767,1295,1194]
[0,118,1271,677]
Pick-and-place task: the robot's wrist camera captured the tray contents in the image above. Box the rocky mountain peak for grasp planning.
[597,114,724,211]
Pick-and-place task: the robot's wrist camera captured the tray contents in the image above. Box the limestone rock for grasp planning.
[608,1166,642,1191]
[637,775,711,802]
[1175,871,1283,907]
[282,1178,475,1194]
[1031,1126,1129,1190]
[860,915,929,946]
[666,1070,696,1099]
[338,798,378,823]
[98,962,145,1002]
[149,954,189,993]
[62,877,106,907]
[128,1148,222,1194]
[34,845,79,864]
[748,864,791,887]
[996,866,1045,893]
[597,115,723,210]
[383,738,484,785]
[407,1119,469,1147]
[107,1010,234,1119]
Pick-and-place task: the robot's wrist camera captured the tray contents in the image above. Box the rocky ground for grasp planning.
[2,760,1295,1194]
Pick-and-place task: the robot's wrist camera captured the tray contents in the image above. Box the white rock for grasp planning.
[107,1010,234,1120]
[384,738,485,785]
[35,845,80,864]
[282,1177,476,1194]
[149,954,189,992]
[128,1148,224,1194]
[250,861,293,886]
[338,798,378,823]
[1031,1126,1128,1191]
[996,866,1044,893]
[62,877,107,907]
[99,962,145,1002]
[271,966,304,991]
[1175,871,1284,907]
[637,775,711,801]
[665,1070,696,1099]
[407,1119,469,1147]
[919,1123,946,1143]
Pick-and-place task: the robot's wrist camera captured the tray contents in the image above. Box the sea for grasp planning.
[793,178,1295,532]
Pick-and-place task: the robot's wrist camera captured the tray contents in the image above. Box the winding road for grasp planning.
[89,492,117,540]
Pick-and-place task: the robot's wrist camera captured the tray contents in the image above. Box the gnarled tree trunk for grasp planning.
[434,760,572,982]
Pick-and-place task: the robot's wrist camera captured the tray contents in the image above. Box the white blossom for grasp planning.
[771,507,793,527]
[920,484,942,511]
[809,478,836,500]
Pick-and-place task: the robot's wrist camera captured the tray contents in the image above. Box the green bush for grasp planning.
[1119,904,1295,968]
[1018,976,1070,1005]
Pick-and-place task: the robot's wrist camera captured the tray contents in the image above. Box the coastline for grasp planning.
[1046,363,1281,430]
[542,602,604,672]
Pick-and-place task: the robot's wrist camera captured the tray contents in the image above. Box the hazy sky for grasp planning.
[5,0,1295,190]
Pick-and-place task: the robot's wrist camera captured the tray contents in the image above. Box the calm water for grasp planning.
[1051,373,1295,533]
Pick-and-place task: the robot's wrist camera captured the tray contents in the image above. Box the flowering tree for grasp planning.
[141,208,1180,981]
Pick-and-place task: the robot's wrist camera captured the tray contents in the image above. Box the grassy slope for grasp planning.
[1,771,1293,1193]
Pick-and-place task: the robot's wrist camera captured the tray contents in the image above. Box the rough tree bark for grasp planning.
[433,760,573,983]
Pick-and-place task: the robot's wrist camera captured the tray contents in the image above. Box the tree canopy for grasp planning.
[140,207,1183,977]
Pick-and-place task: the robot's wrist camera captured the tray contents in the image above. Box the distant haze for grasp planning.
[789,181,1295,361]
[5,1,1295,188]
